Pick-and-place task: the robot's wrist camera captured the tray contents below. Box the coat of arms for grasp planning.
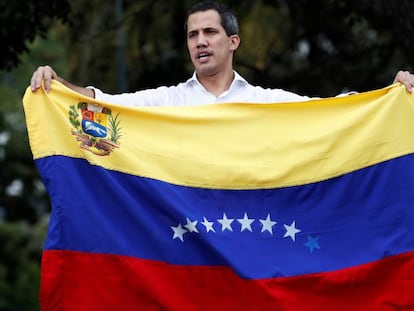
[69,102,122,156]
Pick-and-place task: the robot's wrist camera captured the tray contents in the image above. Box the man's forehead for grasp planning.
[187,10,222,32]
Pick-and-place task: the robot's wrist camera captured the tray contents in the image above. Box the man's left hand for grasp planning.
[393,70,414,93]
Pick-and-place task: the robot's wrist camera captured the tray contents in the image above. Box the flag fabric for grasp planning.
[23,81,414,310]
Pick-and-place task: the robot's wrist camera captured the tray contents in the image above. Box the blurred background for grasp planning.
[1,0,413,309]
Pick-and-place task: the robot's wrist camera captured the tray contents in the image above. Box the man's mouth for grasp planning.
[197,52,212,59]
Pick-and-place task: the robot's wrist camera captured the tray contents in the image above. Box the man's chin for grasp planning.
[195,66,217,77]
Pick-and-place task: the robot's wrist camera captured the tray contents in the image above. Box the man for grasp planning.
[31,1,414,105]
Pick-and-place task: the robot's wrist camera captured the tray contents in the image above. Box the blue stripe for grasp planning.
[36,154,414,279]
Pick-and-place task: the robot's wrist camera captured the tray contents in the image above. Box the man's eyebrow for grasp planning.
[203,27,218,32]
[187,30,198,38]
[188,26,218,33]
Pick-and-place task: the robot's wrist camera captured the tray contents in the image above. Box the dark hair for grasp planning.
[184,1,239,36]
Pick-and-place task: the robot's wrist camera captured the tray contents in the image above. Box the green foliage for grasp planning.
[0,0,70,70]
[0,21,69,309]
[108,113,122,144]
[59,0,414,96]
[0,24,69,224]
[69,105,81,130]
[0,221,46,311]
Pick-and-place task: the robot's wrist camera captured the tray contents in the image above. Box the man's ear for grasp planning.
[229,34,240,52]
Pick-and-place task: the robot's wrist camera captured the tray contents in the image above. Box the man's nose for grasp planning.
[196,34,208,48]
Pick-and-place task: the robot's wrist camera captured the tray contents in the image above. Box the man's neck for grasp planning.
[197,70,235,97]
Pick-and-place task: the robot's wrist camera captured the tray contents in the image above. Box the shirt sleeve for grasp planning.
[335,91,359,97]
[85,86,174,107]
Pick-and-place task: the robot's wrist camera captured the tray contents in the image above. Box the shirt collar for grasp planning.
[185,71,248,90]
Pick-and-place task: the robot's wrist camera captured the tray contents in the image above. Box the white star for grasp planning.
[237,213,255,232]
[184,217,199,233]
[259,214,277,234]
[201,217,216,233]
[283,220,301,241]
[171,223,188,242]
[217,213,234,232]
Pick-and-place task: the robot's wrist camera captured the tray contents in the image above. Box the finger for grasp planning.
[394,70,414,93]
[404,71,414,93]
[30,67,43,92]
[393,70,405,84]
[30,66,57,93]
[43,66,54,93]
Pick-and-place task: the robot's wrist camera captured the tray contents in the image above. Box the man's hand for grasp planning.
[30,66,94,98]
[393,70,414,93]
[30,65,58,93]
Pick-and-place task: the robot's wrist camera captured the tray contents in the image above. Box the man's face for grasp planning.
[186,10,239,77]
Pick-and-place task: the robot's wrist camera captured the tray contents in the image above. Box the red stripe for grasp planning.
[40,250,414,311]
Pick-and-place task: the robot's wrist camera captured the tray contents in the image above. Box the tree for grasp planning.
[0,221,46,311]
[236,0,414,96]
[0,6,70,309]
[61,0,414,97]
[0,0,70,70]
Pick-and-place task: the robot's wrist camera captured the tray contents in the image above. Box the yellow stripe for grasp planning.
[23,81,414,189]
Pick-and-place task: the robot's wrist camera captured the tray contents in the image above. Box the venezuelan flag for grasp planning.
[23,81,414,310]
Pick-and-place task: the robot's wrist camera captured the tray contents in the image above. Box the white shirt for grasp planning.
[90,71,311,107]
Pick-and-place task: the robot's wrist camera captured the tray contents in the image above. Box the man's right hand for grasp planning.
[30,65,59,93]
[30,66,95,98]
